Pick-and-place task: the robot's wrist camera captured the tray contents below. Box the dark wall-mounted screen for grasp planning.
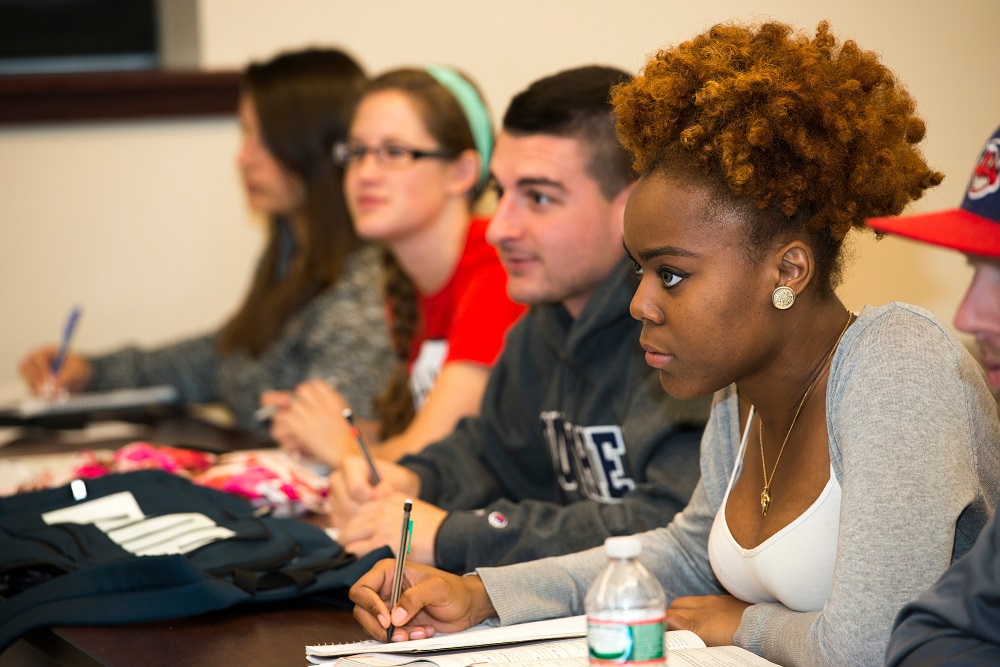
[0,0,159,74]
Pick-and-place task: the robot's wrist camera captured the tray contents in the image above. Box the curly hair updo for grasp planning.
[613,20,944,292]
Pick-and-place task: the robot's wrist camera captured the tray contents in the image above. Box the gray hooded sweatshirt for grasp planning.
[399,258,712,573]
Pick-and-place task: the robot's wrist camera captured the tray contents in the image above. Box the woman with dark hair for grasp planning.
[266,67,525,468]
[19,48,394,434]
[347,22,1000,666]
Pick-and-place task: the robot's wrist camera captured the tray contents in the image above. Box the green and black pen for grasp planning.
[387,499,413,642]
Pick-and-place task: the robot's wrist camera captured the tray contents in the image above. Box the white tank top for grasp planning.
[707,407,841,612]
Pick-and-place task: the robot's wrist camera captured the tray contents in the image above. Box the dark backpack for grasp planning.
[0,469,390,651]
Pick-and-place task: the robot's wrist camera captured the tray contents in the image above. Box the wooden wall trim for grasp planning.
[0,69,241,125]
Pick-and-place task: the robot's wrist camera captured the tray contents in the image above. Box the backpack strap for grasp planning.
[232,550,358,593]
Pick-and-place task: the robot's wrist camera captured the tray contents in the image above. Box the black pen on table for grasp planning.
[387,498,413,642]
[343,407,381,485]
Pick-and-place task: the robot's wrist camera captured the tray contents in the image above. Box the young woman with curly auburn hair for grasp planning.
[345,21,1000,667]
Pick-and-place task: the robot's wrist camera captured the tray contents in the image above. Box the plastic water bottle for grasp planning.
[585,536,666,666]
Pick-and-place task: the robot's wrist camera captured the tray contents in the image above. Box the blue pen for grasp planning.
[50,305,82,380]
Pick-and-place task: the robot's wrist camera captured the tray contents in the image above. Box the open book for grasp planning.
[305,616,781,666]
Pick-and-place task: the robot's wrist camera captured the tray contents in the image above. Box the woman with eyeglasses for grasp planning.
[263,67,525,469]
[18,48,395,435]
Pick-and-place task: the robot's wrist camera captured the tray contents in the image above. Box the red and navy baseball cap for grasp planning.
[867,124,1000,258]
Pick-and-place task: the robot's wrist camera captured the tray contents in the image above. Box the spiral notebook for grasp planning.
[306,616,587,660]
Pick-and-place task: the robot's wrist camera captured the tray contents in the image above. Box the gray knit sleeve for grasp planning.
[86,243,394,432]
[211,243,394,430]
[734,303,1000,667]
[87,333,220,404]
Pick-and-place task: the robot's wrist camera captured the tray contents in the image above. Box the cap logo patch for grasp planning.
[487,511,508,528]
[969,138,1000,200]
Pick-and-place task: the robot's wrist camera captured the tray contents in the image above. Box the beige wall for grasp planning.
[1,0,995,388]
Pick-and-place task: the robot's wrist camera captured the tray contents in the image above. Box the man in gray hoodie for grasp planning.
[327,65,711,573]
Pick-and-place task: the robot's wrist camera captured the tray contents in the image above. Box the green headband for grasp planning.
[425,65,493,190]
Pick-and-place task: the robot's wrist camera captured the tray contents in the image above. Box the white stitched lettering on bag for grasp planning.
[107,513,235,556]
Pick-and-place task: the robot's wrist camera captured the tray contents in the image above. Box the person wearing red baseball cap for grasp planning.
[869,125,1000,389]
[881,126,1000,665]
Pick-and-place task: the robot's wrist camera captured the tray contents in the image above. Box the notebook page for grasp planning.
[307,616,587,658]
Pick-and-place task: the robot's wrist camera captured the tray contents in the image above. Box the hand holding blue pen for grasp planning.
[47,305,82,397]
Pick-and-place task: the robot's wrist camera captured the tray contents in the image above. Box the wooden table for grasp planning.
[26,601,369,667]
[1,415,374,666]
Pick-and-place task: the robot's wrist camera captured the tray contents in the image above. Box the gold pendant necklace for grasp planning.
[758,310,853,517]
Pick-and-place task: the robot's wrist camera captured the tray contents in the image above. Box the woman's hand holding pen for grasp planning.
[258,389,299,440]
[265,378,353,468]
[336,493,445,565]
[18,346,91,396]
[257,390,293,413]
[326,457,420,525]
[349,559,497,642]
[20,306,88,398]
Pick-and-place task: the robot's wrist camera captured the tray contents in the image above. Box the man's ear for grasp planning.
[609,181,637,233]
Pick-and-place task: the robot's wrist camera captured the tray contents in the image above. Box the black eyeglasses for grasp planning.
[331,141,456,169]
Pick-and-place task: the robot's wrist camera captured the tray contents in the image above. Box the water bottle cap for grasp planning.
[604,535,641,559]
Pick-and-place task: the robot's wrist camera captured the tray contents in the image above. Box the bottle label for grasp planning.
[587,616,666,665]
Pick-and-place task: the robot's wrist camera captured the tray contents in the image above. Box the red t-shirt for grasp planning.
[407,217,525,406]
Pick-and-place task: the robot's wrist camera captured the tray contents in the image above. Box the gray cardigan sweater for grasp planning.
[477,302,1000,667]
[87,243,393,433]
